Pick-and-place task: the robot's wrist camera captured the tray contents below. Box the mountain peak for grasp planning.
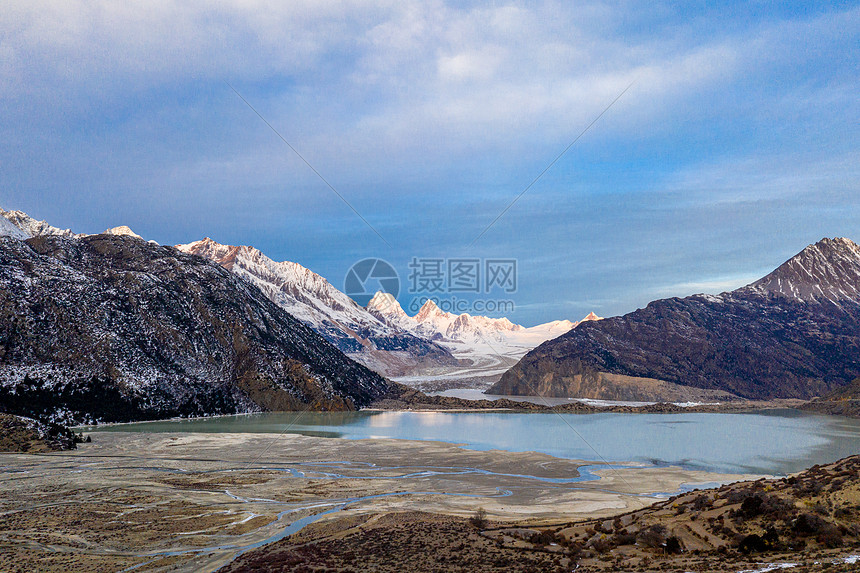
[0,208,79,238]
[416,299,446,321]
[0,214,29,240]
[177,238,241,270]
[367,291,407,317]
[744,237,860,304]
[580,311,603,323]
[103,225,142,240]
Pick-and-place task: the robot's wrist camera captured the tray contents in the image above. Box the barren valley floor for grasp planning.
[0,431,766,572]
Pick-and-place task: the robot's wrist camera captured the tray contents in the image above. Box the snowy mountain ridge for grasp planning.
[176,238,456,376]
[0,208,146,241]
[0,207,583,385]
[368,291,600,358]
[0,208,83,238]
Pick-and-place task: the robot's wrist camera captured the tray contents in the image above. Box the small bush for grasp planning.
[665,536,682,554]
[738,534,768,553]
[636,525,666,549]
[793,513,826,536]
[740,495,765,517]
[469,508,487,529]
[691,494,712,511]
[590,535,613,554]
[529,530,557,546]
[816,526,843,548]
[612,532,637,546]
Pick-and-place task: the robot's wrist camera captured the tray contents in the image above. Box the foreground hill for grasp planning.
[176,238,456,376]
[0,235,393,424]
[491,238,860,400]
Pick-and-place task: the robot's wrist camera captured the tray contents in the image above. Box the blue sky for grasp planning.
[1,1,858,325]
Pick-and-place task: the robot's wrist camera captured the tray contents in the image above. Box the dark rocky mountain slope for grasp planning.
[0,235,394,424]
[491,238,860,400]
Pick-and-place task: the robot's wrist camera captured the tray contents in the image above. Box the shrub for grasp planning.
[590,535,613,554]
[793,513,826,536]
[665,536,682,554]
[691,495,710,511]
[469,508,487,529]
[636,525,667,549]
[612,532,637,546]
[740,495,765,517]
[738,534,768,553]
[529,530,557,546]
[816,526,843,548]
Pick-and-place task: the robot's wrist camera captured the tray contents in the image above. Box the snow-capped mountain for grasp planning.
[743,237,860,305]
[0,208,82,238]
[369,292,599,359]
[367,292,600,390]
[0,208,146,241]
[176,238,456,376]
[0,233,393,424]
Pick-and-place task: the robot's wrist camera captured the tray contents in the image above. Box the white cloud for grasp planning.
[650,274,766,299]
[0,1,746,141]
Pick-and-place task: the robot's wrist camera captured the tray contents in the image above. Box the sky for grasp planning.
[1,1,858,325]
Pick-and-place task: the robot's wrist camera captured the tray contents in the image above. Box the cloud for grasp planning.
[2,1,858,326]
[0,1,745,155]
[649,274,767,299]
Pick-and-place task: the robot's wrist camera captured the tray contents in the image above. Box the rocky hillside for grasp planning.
[176,238,456,376]
[491,455,860,571]
[0,234,394,425]
[492,238,860,400]
[802,377,860,418]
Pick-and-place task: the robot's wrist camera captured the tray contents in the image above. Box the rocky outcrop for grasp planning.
[801,377,860,418]
[492,238,860,400]
[0,413,79,451]
[0,234,394,425]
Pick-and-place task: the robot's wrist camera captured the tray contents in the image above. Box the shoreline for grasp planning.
[368,388,811,414]
[70,396,817,432]
[222,456,860,573]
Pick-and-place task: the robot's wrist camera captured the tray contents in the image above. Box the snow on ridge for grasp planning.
[0,214,30,240]
[1,207,148,242]
[743,236,860,305]
[367,289,601,359]
[175,238,422,353]
[104,225,143,240]
[0,208,81,238]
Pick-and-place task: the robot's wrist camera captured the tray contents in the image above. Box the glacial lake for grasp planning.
[86,409,860,476]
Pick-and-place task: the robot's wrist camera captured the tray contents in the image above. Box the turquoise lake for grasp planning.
[85,409,860,476]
